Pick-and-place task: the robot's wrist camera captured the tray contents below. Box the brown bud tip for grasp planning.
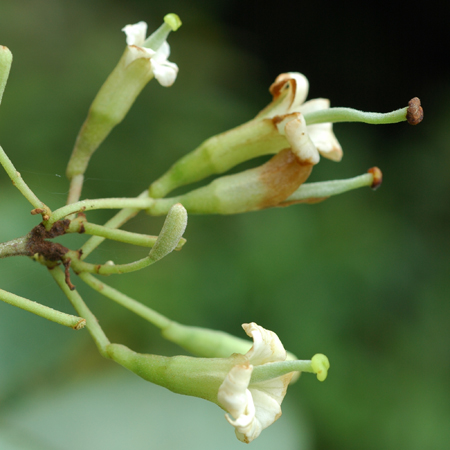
[368,167,383,190]
[30,208,44,215]
[406,97,423,125]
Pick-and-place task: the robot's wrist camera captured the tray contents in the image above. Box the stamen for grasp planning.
[143,14,182,51]
[282,171,376,204]
[304,106,409,126]
[406,97,424,125]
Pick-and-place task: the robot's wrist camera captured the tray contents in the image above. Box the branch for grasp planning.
[0,288,85,329]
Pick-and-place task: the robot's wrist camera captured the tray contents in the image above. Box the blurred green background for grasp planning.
[0,0,449,449]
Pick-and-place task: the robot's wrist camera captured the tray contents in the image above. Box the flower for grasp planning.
[107,321,329,444]
[149,72,342,199]
[122,21,178,87]
[257,72,343,162]
[217,323,293,443]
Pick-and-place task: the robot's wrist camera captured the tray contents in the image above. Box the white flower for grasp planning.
[257,72,343,163]
[122,21,178,87]
[217,323,293,443]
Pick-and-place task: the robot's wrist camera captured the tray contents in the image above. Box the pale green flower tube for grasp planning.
[0,45,12,107]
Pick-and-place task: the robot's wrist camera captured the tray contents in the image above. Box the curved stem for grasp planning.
[80,190,149,259]
[47,196,154,227]
[48,266,110,357]
[0,287,85,329]
[69,250,157,275]
[0,145,51,216]
[67,217,186,250]
[304,106,408,125]
[79,272,171,329]
[66,173,84,205]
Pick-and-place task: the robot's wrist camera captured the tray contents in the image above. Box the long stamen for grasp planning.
[304,98,423,126]
[143,14,182,50]
[250,354,330,383]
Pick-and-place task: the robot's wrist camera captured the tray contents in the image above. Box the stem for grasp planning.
[0,145,51,215]
[67,218,186,250]
[0,235,31,258]
[68,250,157,275]
[79,272,171,329]
[66,174,84,205]
[304,106,408,126]
[0,287,85,329]
[80,190,149,259]
[48,266,110,357]
[47,196,154,226]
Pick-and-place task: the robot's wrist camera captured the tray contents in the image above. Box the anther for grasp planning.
[406,97,423,125]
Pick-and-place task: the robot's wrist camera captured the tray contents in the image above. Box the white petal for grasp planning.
[299,98,343,161]
[122,21,147,46]
[153,41,171,62]
[124,45,155,67]
[150,42,178,86]
[226,390,261,443]
[256,72,309,119]
[242,323,287,366]
[151,59,178,87]
[218,363,253,419]
[275,113,320,165]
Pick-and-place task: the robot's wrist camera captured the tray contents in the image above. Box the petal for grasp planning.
[243,323,287,366]
[150,42,178,87]
[300,98,343,162]
[256,72,309,119]
[153,41,171,61]
[151,59,179,87]
[274,113,320,165]
[125,45,155,66]
[122,21,147,46]
[218,362,253,419]
[227,390,261,443]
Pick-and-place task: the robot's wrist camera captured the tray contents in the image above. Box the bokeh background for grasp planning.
[1,1,449,449]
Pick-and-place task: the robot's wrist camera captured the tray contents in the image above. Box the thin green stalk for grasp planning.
[304,106,408,126]
[69,250,157,275]
[0,145,51,215]
[80,190,149,259]
[66,173,84,205]
[47,196,154,227]
[48,266,110,357]
[67,218,186,250]
[79,272,171,329]
[0,287,85,329]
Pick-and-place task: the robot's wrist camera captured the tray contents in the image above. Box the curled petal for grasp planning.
[300,98,343,161]
[257,72,309,119]
[243,323,287,366]
[218,363,253,419]
[274,113,320,165]
[122,21,147,46]
[226,390,260,443]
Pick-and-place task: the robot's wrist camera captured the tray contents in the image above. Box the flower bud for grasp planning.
[0,45,13,107]
[149,203,187,262]
[149,149,313,215]
[66,18,180,180]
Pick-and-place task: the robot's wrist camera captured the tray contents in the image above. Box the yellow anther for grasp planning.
[311,354,330,382]
[164,14,182,31]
